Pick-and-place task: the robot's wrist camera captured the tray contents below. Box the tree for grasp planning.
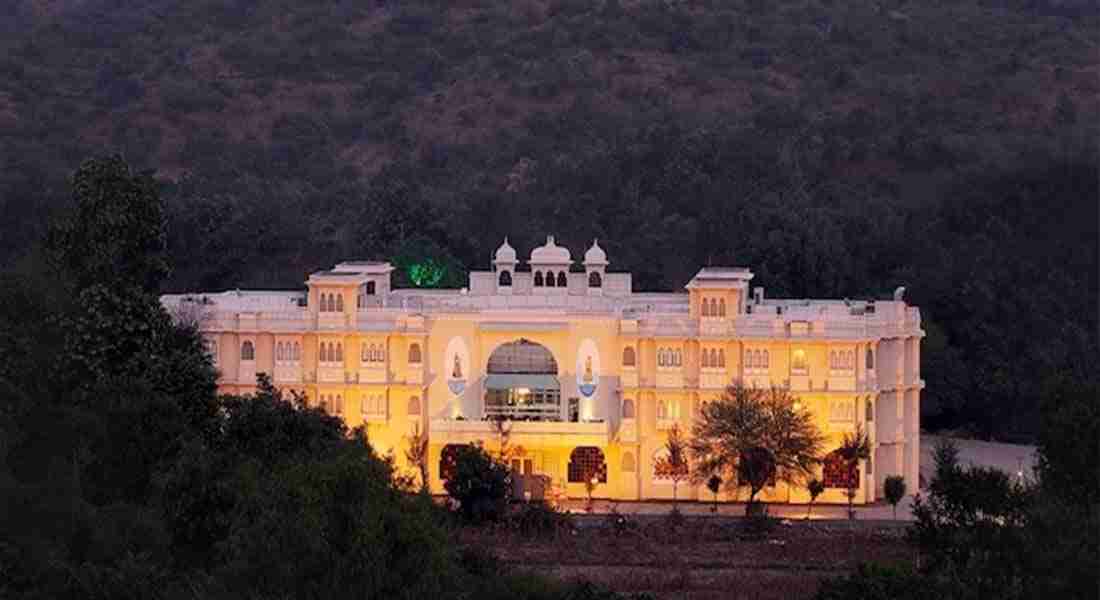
[838,423,871,520]
[404,423,430,492]
[706,474,722,513]
[654,424,690,504]
[442,443,511,523]
[885,475,907,520]
[690,384,825,516]
[45,155,169,294]
[807,478,825,519]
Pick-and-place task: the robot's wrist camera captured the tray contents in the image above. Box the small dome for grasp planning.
[584,239,608,266]
[494,237,517,263]
[530,235,571,264]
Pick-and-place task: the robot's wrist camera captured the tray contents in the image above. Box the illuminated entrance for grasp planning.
[484,339,561,421]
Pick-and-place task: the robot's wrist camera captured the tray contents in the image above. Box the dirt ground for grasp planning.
[458,515,915,600]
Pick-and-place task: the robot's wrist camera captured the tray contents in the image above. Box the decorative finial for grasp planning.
[547,235,555,245]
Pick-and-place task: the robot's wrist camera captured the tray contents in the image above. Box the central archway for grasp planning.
[484,339,560,421]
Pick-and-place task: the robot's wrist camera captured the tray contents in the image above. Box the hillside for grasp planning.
[0,0,1097,439]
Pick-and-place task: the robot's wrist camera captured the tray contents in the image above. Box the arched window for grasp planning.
[622,346,636,367]
[440,445,463,481]
[622,452,636,472]
[333,394,344,416]
[656,399,668,420]
[557,271,567,287]
[847,350,854,370]
[762,350,769,368]
[588,271,602,287]
[711,299,719,316]
[701,349,711,368]
[718,349,725,368]
[622,398,635,419]
[719,298,726,316]
[674,349,682,367]
[241,340,255,361]
[378,346,385,363]
[792,349,807,373]
[658,349,666,367]
[276,342,284,362]
[534,271,544,287]
[866,348,874,370]
[320,395,330,413]
[361,344,370,363]
[335,294,344,312]
[545,271,556,287]
[702,298,711,317]
[357,294,363,309]
[407,396,421,415]
[366,281,376,295]
[323,294,332,312]
[499,270,512,287]
[408,343,422,364]
[823,449,859,489]
[567,447,607,483]
[293,342,301,361]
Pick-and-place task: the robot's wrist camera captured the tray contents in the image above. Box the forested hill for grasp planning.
[0,0,1097,440]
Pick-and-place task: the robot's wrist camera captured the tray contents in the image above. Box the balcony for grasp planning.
[699,371,727,389]
[317,366,344,384]
[274,365,301,384]
[358,366,387,384]
[430,418,611,447]
[620,368,638,388]
[619,418,637,443]
[317,313,347,330]
[656,418,679,431]
[405,364,424,385]
[656,370,683,388]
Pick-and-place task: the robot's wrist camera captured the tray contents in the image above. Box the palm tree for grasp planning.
[838,423,871,520]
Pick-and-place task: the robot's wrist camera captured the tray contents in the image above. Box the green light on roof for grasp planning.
[408,259,446,287]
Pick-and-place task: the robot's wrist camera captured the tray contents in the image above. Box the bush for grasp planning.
[814,562,942,600]
[884,475,907,518]
[509,501,574,538]
[603,505,638,536]
[444,443,512,524]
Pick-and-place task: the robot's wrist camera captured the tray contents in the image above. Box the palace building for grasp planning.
[161,236,924,505]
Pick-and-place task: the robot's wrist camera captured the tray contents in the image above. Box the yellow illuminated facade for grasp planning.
[162,236,924,504]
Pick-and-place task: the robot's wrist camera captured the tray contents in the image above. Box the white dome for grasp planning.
[494,237,517,263]
[584,239,608,266]
[529,235,571,264]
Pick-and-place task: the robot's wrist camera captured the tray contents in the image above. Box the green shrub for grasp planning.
[509,500,574,538]
[884,475,907,519]
[444,443,512,524]
[814,562,941,600]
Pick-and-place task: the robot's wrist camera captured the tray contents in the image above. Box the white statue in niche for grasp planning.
[583,356,593,383]
[452,354,462,379]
